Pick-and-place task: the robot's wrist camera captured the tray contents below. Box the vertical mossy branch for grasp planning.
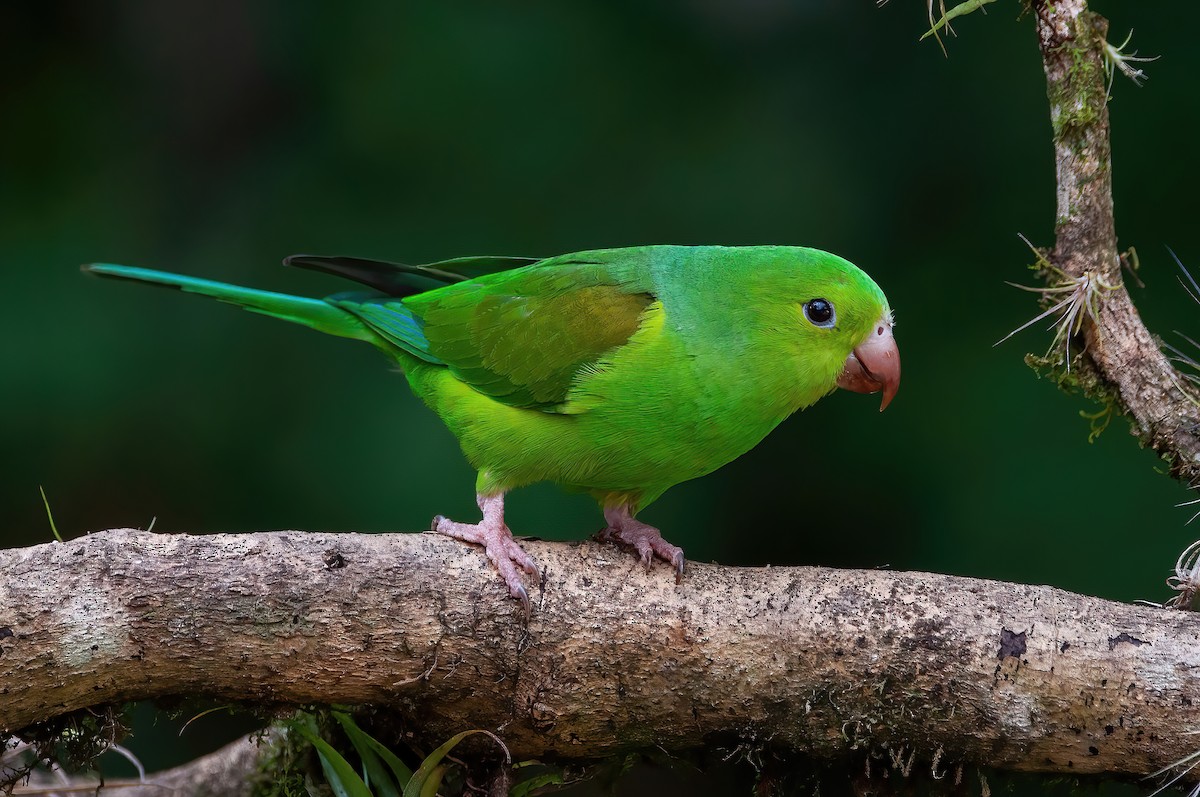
[1032,0,1200,483]
[1037,2,1117,280]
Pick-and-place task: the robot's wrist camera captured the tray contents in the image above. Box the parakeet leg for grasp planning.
[600,504,685,583]
[432,493,540,611]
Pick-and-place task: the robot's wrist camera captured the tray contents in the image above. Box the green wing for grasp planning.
[334,257,655,410]
[86,250,659,410]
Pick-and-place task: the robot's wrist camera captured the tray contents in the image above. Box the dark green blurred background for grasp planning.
[4,1,1198,792]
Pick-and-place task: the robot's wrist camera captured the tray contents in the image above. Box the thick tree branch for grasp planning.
[1033,0,1200,480]
[4,529,1200,786]
[14,732,278,797]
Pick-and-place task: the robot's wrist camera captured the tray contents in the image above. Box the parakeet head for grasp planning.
[777,248,900,411]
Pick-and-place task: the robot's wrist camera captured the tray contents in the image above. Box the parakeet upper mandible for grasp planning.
[85,245,899,610]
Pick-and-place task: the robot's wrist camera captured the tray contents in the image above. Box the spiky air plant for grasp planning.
[1103,29,1159,95]
[875,0,998,56]
[1146,735,1200,797]
[1173,486,1200,527]
[995,235,1120,372]
[1164,249,1200,525]
[1164,249,1200,384]
[1165,540,1200,610]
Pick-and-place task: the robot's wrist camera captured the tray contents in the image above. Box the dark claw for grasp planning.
[673,552,686,584]
[431,515,446,531]
[514,583,531,619]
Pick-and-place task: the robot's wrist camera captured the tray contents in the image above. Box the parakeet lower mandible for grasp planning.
[85,246,899,610]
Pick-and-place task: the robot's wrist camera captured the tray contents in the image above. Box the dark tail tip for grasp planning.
[282,254,315,269]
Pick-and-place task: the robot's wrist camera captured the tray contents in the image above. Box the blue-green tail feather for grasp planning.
[83,263,378,343]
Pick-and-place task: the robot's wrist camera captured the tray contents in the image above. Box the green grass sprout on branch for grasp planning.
[290,711,521,797]
[38,486,63,543]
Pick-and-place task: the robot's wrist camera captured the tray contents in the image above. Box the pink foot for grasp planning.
[432,493,540,613]
[599,505,686,583]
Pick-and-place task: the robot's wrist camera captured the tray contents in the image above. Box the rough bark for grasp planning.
[4,528,1200,788]
[1032,0,1200,481]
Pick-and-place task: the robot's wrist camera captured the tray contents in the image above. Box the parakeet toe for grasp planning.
[599,506,686,582]
[432,511,538,607]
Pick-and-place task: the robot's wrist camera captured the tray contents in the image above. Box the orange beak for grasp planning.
[835,315,900,411]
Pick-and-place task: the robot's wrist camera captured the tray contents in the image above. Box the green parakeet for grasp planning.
[85,245,899,610]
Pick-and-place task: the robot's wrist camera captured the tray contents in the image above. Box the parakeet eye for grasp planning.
[803,298,835,328]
